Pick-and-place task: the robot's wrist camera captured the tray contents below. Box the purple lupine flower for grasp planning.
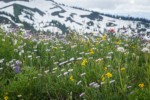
[15,65,21,73]
[131,34,138,39]
[14,60,22,73]
[29,31,33,35]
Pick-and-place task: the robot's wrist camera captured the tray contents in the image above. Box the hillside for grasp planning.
[0,0,149,36]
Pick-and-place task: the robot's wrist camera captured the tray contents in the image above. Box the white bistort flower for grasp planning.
[77,80,82,85]
[0,59,4,63]
[69,57,75,61]
[0,68,3,70]
[44,70,49,74]
[146,43,150,48]
[80,73,86,77]
[17,95,22,98]
[141,47,150,53]
[117,47,126,53]
[68,69,74,72]
[109,80,115,84]
[77,57,82,60]
[63,72,69,75]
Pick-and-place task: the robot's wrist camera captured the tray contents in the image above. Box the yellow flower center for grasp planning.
[81,59,88,66]
[138,83,144,89]
[105,72,112,78]
[4,96,9,100]
[89,49,94,55]
[70,76,74,81]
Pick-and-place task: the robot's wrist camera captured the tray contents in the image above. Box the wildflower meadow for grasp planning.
[0,28,150,100]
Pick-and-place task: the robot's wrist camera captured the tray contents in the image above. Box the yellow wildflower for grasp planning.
[81,59,88,66]
[121,68,126,71]
[102,35,107,41]
[84,59,88,63]
[104,67,107,71]
[90,51,94,55]
[138,83,144,89]
[101,75,105,81]
[81,62,86,66]
[114,41,121,45]
[105,72,112,78]
[4,95,8,100]
[70,75,74,81]
[89,49,94,55]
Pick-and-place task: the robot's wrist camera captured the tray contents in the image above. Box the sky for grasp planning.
[55,0,150,19]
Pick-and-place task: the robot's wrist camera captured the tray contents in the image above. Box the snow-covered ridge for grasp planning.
[0,0,150,36]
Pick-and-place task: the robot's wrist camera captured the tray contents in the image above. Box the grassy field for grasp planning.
[0,28,150,100]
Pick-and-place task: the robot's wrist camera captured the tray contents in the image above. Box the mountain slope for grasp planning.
[0,0,150,35]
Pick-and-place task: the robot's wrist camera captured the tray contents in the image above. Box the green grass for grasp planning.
[0,29,150,100]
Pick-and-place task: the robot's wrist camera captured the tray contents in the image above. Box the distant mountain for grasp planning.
[0,0,29,2]
[0,0,150,34]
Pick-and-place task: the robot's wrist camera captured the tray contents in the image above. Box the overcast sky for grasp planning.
[55,0,150,19]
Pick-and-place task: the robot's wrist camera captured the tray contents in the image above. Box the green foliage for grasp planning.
[0,29,150,99]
